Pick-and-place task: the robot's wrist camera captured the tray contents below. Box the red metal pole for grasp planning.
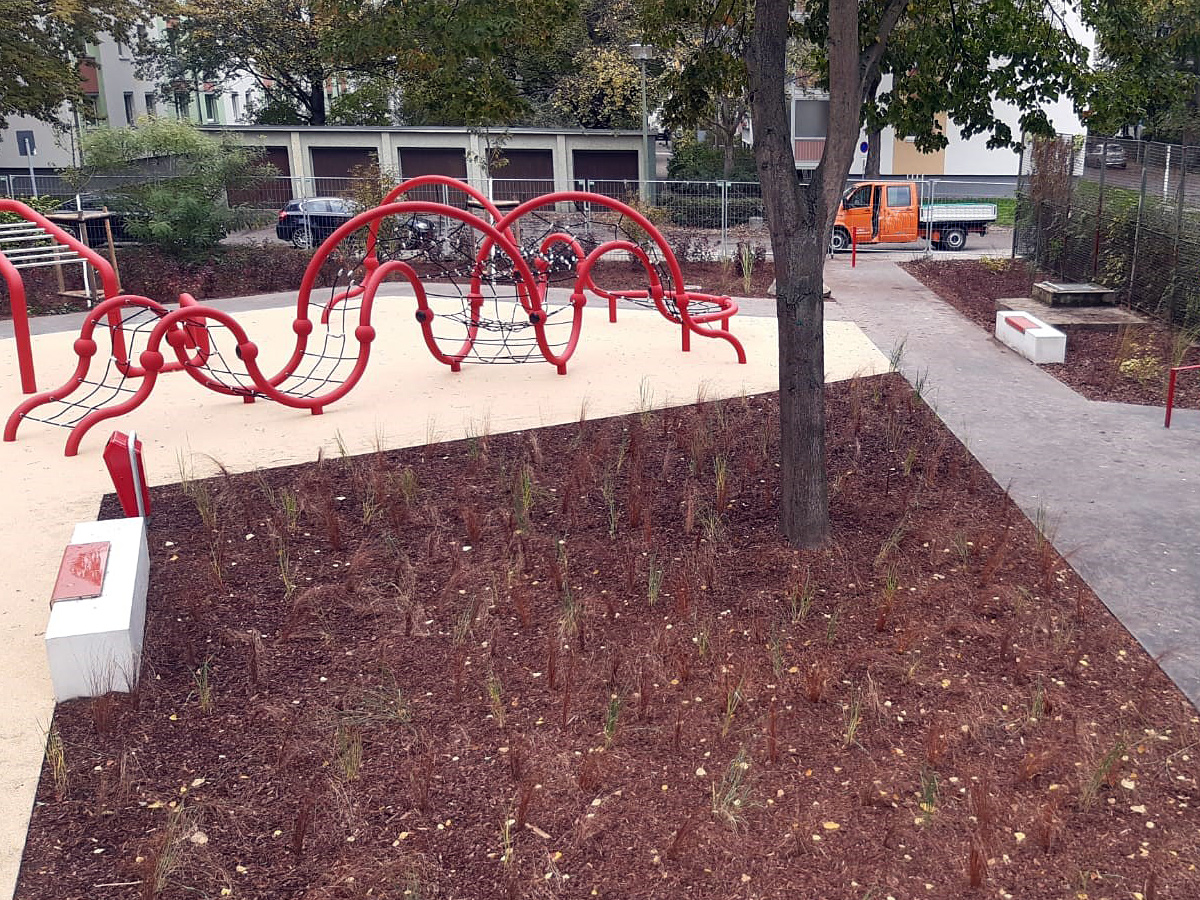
[1166,369,1177,428]
[852,229,857,268]
[0,254,36,393]
[1164,365,1200,427]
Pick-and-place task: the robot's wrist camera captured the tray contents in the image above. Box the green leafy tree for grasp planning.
[552,46,643,129]
[328,79,399,126]
[69,119,267,258]
[646,0,1089,546]
[1084,0,1200,141]
[321,0,577,126]
[141,0,376,126]
[1,0,158,129]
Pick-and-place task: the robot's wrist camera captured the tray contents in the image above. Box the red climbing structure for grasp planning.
[4,179,746,456]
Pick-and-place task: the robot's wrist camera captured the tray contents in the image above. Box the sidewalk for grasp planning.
[824,257,1200,704]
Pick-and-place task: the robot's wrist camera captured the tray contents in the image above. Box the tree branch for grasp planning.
[860,0,910,88]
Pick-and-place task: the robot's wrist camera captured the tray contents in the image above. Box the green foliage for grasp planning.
[141,0,352,126]
[324,0,579,126]
[552,46,643,129]
[328,79,398,127]
[1083,0,1200,138]
[70,119,268,258]
[667,134,757,181]
[0,0,158,128]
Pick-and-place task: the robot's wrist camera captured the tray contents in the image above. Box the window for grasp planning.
[123,92,136,125]
[230,92,241,121]
[203,94,218,123]
[117,41,129,59]
[844,185,872,209]
[886,185,912,208]
[144,92,157,116]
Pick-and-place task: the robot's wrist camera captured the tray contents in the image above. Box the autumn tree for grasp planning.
[140,0,364,126]
[1084,0,1200,141]
[321,0,577,126]
[648,0,1089,546]
[1,0,157,129]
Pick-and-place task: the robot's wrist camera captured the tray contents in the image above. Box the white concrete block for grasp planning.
[995,310,1066,364]
[45,517,148,702]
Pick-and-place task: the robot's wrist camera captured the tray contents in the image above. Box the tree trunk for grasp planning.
[748,0,864,547]
[864,71,883,177]
[865,129,882,177]
[308,75,327,126]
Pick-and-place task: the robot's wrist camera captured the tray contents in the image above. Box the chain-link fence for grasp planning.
[2,170,1017,258]
[1015,134,1200,328]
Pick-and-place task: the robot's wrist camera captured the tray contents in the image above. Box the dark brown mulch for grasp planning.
[17,374,1200,899]
[903,258,1200,410]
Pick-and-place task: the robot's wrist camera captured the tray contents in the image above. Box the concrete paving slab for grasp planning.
[0,297,888,899]
[824,255,1200,706]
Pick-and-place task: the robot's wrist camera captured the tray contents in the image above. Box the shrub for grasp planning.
[64,118,270,259]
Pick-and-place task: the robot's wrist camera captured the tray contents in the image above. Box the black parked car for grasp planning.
[276,197,359,248]
[276,197,436,252]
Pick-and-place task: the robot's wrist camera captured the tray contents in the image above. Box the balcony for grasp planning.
[78,57,99,95]
[794,137,826,167]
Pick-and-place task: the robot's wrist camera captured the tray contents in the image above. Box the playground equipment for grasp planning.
[3,179,745,456]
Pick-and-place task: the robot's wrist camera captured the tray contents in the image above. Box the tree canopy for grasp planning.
[1084,0,1200,141]
[647,0,1091,545]
[140,0,364,126]
[1,0,156,129]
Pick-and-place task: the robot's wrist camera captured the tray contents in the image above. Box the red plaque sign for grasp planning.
[50,541,111,604]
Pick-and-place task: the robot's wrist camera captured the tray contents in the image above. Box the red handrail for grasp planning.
[0,200,126,393]
[1165,364,1200,427]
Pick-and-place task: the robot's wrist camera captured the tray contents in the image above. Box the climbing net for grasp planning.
[6,181,746,457]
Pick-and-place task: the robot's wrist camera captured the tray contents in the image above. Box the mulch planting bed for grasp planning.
[17,374,1200,899]
[903,258,1200,410]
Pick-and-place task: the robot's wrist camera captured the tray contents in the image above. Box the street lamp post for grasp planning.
[629,43,655,201]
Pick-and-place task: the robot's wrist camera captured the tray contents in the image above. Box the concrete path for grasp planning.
[823,256,1200,705]
[0,293,888,900]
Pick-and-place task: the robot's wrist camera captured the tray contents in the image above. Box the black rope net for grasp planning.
[327,199,725,365]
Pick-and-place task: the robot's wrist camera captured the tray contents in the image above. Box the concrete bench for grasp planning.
[45,517,148,702]
[995,311,1066,364]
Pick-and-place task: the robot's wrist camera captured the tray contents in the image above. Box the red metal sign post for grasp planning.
[103,431,150,518]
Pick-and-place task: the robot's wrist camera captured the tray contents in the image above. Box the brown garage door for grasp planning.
[488,149,553,202]
[397,147,470,205]
[310,147,377,197]
[572,150,639,200]
[227,146,291,209]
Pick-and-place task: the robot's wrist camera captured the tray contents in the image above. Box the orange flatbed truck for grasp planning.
[830,181,998,252]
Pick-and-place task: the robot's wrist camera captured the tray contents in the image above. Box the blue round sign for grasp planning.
[860,141,869,153]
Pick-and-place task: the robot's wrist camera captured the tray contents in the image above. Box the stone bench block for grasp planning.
[45,517,148,702]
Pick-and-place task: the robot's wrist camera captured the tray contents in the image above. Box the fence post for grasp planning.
[1128,140,1149,305]
[720,181,728,255]
[1175,147,1188,256]
[1093,150,1107,281]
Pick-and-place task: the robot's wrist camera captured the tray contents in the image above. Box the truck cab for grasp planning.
[831,180,995,252]
[834,182,921,250]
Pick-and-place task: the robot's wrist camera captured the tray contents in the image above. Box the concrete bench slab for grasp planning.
[45,517,148,702]
[1031,281,1116,307]
[995,310,1067,364]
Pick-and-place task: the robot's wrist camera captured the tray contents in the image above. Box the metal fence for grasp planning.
[1,170,1017,258]
[1015,134,1200,328]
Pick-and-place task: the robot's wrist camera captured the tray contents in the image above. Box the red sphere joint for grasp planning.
[139,350,164,372]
